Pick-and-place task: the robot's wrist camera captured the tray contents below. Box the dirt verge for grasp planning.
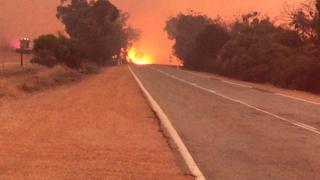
[0,65,192,179]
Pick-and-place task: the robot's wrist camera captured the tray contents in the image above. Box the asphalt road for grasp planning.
[131,64,320,180]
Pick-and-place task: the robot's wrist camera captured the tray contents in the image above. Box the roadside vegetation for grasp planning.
[0,64,82,99]
[33,0,139,69]
[0,0,139,100]
[165,0,320,93]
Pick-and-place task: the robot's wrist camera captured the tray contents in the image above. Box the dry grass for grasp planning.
[19,66,82,92]
[0,52,83,100]
[0,51,32,69]
[0,66,192,179]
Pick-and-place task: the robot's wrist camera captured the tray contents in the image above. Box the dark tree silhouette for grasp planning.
[33,0,139,68]
[189,21,229,71]
[56,0,138,65]
[164,12,213,66]
[165,7,320,93]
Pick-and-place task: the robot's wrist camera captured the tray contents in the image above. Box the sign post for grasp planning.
[19,38,31,67]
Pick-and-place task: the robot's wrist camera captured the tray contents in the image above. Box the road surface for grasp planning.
[131,64,320,180]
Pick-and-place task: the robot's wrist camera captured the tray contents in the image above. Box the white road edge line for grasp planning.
[128,65,206,180]
[152,67,320,136]
[181,68,320,105]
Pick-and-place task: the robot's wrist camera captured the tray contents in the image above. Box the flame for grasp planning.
[127,47,152,65]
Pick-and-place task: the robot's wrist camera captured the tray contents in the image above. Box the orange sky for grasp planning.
[0,0,302,63]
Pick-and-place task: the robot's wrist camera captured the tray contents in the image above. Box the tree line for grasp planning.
[164,1,320,93]
[32,0,139,69]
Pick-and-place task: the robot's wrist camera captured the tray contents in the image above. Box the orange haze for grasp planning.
[0,0,63,48]
[0,0,302,63]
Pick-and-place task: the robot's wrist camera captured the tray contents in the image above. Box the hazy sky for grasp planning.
[0,0,301,63]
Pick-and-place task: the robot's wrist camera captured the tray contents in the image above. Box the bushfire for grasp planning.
[127,47,152,65]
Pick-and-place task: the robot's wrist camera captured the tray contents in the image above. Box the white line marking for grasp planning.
[152,67,320,136]
[221,80,253,88]
[182,70,211,79]
[128,65,206,180]
[178,68,320,105]
[276,93,320,106]
[182,70,252,88]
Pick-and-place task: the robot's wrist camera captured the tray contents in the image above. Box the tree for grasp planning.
[56,0,138,65]
[283,0,320,46]
[217,13,303,83]
[188,19,230,71]
[164,9,320,93]
[164,11,213,67]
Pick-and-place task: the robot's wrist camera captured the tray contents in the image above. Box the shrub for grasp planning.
[19,65,82,93]
[32,34,82,69]
[31,49,59,68]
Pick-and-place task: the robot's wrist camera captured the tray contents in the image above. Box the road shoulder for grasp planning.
[0,65,192,179]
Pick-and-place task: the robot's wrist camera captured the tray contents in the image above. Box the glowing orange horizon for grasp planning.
[127,47,153,65]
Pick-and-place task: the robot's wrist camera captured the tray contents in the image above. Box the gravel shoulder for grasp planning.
[0,65,192,179]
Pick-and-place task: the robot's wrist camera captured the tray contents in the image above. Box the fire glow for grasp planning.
[11,38,21,49]
[127,47,152,65]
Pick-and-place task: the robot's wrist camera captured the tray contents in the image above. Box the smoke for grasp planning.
[0,27,12,51]
[0,0,302,61]
[0,0,63,50]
